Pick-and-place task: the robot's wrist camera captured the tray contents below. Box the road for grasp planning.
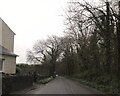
[26,77,102,94]
[0,73,2,96]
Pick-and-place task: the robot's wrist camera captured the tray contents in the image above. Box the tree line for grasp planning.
[27,0,120,93]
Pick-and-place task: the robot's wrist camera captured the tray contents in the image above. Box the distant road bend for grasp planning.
[26,77,102,94]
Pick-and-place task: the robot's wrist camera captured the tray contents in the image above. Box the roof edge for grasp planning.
[0,17,16,35]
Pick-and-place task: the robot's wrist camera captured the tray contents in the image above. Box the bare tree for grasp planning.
[27,36,63,76]
[45,36,63,75]
[27,40,47,64]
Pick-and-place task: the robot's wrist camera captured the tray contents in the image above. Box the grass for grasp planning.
[67,74,120,94]
[36,76,54,84]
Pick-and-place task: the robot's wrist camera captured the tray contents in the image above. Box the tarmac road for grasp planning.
[26,76,102,94]
[0,73,2,96]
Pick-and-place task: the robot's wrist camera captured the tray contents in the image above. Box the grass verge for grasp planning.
[36,76,54,84]
[67,76,119,94]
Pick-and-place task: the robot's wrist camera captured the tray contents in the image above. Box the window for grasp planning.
[0,59,4,71]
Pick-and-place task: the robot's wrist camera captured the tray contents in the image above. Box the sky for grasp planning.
[0,0,98,63]
[0,0,69,63]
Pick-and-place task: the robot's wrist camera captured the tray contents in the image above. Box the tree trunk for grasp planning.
[105,2,111,74]
[117,1,120,79]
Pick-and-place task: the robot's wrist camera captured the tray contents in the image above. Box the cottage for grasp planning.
[0,18,17,74]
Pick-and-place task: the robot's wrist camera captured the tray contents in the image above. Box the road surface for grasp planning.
[0,73,2,96]
[26,77,102,94]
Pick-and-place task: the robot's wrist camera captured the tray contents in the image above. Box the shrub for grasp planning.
[16,66,21,75]
[37,76,53,84]
[2,75,33,94]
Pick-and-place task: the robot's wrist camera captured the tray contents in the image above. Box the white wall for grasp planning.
[0,18,2,48]
[2,55,16,74]
[0,18,15,52]
[2,20,15,52]
[0,18,16,74]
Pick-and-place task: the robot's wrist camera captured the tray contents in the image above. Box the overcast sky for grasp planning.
[0,0,98,63]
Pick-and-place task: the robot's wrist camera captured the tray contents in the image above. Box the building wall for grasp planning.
[2,20,15,52]
[0,18,15,52]
[2,55,16,74]
[0,19,2,48]
[0,18,16,74]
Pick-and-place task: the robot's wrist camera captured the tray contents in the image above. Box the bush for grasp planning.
[37,76,53,84]
[71,72,120,94]
[72,70,101,81]
[2,75,33,94]
[16,66,21,75]
[95,75,111,85]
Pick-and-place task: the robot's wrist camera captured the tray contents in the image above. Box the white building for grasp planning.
[0,18,17,74]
